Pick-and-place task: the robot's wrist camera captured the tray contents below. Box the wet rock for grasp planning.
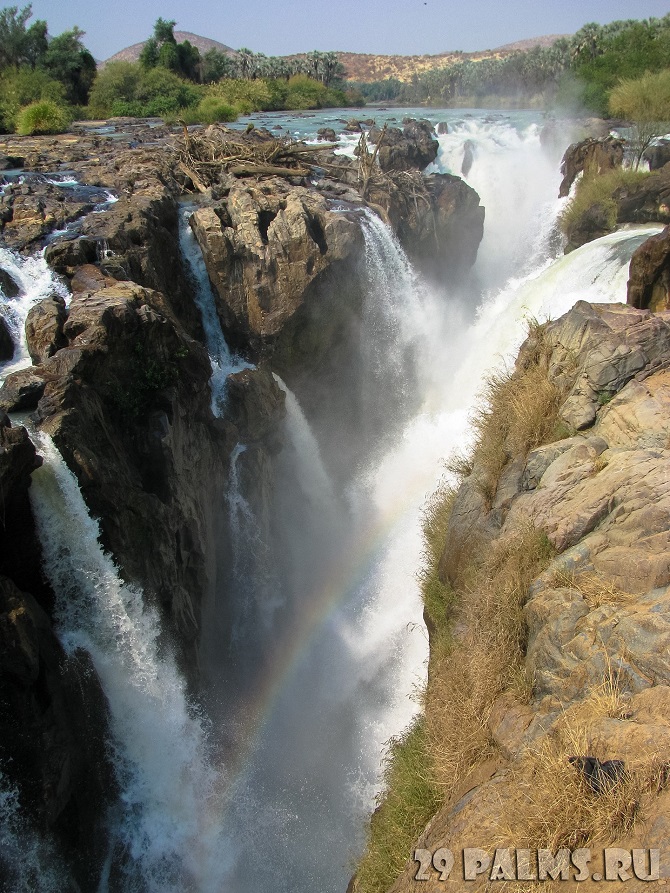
[0,312,13,361]
[0,179,94,250]
[367,118,438,172]
[437,121,449,135]
[70,263,117,294]
[643,139,670,171]
[559,136,624,198]
[461,139,475,177]
[628,225,670,311]
[25,294,67,364]
[0,267,21,297]
[0,574,115,890]
[0,367,46,412]
[45,236,99,274]
[317,127,337,142]
[368,171,484,281]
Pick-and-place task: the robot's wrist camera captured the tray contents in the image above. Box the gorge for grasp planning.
[0,109,668,893]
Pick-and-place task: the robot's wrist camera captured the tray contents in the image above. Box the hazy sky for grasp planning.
[28,0,670,61]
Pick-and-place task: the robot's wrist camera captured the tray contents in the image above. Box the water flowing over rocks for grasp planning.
[386,300,670,892]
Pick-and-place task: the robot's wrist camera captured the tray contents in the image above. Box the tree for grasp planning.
[609,69,670,168]
[0,4,47,68]
[139,17,201,81]
[43,26,96,104]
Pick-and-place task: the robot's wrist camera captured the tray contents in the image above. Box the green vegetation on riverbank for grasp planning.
[348,16,670,115]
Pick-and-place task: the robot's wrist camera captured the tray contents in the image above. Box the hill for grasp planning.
[104,32,237,66]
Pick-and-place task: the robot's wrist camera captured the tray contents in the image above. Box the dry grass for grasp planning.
[469,321,564,506]
[549,569,634,610]
[559,168,650,238]
[502,704,668,852]
[425,523,555,790]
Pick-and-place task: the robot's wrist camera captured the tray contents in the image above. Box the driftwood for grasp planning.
[176,124,340,187]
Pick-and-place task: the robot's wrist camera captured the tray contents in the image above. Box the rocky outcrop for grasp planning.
[0,177,95,250]
[644,140,670,171]
[367,118,438,173]
[559,136,624,198]
[385,302,670,892]
[25,294,67,363]
[628,225,670,311]
[190,178,365,358]
[368,171,484,281]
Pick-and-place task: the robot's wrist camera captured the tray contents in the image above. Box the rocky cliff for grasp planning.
[356,299,670,891]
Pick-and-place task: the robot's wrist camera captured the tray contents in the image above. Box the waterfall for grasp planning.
[2,111,661,893]
[178,207,250,416]
[27,433,231,893]
[0,771,73,893]
[432,118,566,286]
[0,246,69,375]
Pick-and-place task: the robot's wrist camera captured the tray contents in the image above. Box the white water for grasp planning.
[178,207,250,415]
[0,246,69,375]
[1,115,661,893]
[28,434,232,893]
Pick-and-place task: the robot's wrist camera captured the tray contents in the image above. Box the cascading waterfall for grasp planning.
[178,206,249,415]
[1,113,662,893]
[0,246,69,373]
[27,433,231,893]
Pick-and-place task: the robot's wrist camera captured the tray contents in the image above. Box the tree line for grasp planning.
[352,16,670,114]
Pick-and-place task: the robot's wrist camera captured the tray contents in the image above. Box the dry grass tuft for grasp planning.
[502,705,667,853]
[549,569,634,610]
[469,322,564,505]
[426,523,555,789]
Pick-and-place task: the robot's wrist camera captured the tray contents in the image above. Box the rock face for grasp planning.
[369,171,484,281]
[644,139,670,171]
[190,178,365,358]
[385,302,670,892]
[367,118,439,173]
[0,414,113,890]
[559,136,624,198]
[628,225,670,311]
[15,279,282,663]
[25,294,67,363]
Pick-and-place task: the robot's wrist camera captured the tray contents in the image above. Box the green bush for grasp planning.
[193,95,237,124]
[0,66,65,132]
[16,99,72,135]
[560,168,650,238]
[87,61,142,117]
[208,78,271,114]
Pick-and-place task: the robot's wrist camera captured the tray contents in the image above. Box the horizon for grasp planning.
[26,0,670,64]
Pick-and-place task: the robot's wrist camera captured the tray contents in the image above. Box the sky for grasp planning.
[27,0,670,62]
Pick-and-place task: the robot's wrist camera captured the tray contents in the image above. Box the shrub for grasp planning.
[559,168,650,240]
[0,66,65,132]
[16,100,72,135]
[193,95,237,124]
[609,69,670,168]
[87,61,141,117]
[208,78,271,114]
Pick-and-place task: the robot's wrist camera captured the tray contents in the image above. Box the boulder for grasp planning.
[0,266,21,297]
[643,139,670,171]
[317,127,337,142]
[190,179,364,353]
[0,367,46,412]
[368,170,484,281]
[628,225,670,311]
[25,294,67,364]
[367,118,438,172]
[559,136,624,198]
[437,121,448,135]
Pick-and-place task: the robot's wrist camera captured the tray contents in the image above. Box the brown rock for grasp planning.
[0,367,46,412]
[70,263,117,294]
[628,224,670,311]
[367,118,438,173]
[559,136,624,198]
[25,294,67,364]
[190,180,364,351]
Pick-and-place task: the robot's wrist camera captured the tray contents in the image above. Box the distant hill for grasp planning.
[103,32,237,66]
[491,34,570,53]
